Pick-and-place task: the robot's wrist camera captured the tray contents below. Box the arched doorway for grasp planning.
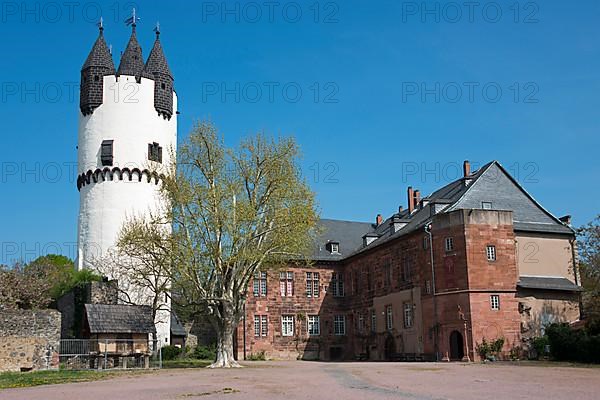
[384,335,396,360]
[449,330,464,360]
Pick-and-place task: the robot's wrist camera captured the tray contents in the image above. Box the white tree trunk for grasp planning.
[208,311,241,368]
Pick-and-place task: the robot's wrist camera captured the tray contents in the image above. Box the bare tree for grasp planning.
[579,215,600,330]
[122,121,318,367]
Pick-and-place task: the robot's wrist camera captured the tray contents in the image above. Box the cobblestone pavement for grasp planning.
[2,361,599,400]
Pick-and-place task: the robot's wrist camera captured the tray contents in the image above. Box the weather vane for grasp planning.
[125,8,140,27]
[97,16,104,31]
[153,21,160,37]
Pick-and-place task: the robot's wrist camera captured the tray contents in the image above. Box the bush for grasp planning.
[161,345,183,361]
[247,351,266,361]
[530,336,550,359]
[192,344,216,360]
[545,323,600,363]
[475,337,505,361]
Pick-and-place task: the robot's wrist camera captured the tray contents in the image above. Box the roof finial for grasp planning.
[125,8,140,30]
[97,16,104,34]
[153,21,160,38]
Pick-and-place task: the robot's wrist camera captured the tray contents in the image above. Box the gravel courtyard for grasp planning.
[2,361,599,400]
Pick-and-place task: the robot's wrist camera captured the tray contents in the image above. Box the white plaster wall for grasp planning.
[77,74,177,345]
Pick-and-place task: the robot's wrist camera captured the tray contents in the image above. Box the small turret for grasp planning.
[144,23,174,120]
[80,19,115,116]
[117,20,146,79]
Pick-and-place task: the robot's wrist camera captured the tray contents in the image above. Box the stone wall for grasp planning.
[0,310,61,372]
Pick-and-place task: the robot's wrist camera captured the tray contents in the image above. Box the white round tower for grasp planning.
[76,21,177,346]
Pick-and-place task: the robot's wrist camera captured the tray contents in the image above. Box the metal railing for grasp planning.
[59,339,162,370]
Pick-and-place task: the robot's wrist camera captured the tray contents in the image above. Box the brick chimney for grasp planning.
[407,186,414,213]
[463,160,471,177]
[376,214,383,226]
[414,190,421,209]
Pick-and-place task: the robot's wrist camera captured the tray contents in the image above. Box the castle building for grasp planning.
[237,161,581,361]
[76,20,177,345]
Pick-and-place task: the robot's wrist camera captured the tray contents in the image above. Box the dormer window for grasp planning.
[101,140,113,166]
[148,142,163,163]
[326,242,340,254]
[482,201,493,210]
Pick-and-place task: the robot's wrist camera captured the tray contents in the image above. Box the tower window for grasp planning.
[101,140,113,166]
[490,295,500,310]
[148,142,163,163]
[94,75,100,82]
[445,237,454,252]
[161,83,166,90]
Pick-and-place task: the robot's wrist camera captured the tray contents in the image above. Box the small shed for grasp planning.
[84,304,156,355]
[170,312,187,348]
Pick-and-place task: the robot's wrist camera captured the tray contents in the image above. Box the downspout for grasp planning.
[243,302,247,360]
[425,223,439,361]
[570,237,583,320]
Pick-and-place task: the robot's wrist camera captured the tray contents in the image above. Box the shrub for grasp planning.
[475,337,505,361]
[161,345,183,361]
[247,351,266,361]
[192,344,216,360]
[530,336,550,359]
[545,323,600,363]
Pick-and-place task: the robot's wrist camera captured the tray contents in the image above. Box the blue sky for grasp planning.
[1,0,599,264]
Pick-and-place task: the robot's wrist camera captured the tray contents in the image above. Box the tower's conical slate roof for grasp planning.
[144,34,173,79]
[117,27,145,77]
[82,28,115,72]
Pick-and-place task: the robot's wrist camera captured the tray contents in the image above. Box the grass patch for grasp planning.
[0,369,150,389]
[162,359,213,369]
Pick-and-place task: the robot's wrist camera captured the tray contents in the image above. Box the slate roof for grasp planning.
[82,29,115,72]
[313,161,574,261]
[170,312,187,337]
[85,304,156,334]
[517,276,583,292]
[312,219,374,261]
[117,27,147,77]
[144,35,173,79]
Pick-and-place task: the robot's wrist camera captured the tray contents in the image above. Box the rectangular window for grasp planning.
[401,256,412,282]
[308,315,320,336]
[386,305,393,330]
[331,272,344,297]
[490,295,500,310]
[101,140,114,166]
[445,237,454,252]
[282,315,294,336]
[280,271,294,297]
[148,142,163,163]
[371,309,376,333]
[306,272,320,298]
[403,303,414,328]
[254,315,268,337]
[482,201,493,210]
[423,235,429,250]
[486,245,497,261]
[334,315,346,336]
[331,243,339,253]
[358,312,364,332]
[253,271,267,297]
[425,280,432,295]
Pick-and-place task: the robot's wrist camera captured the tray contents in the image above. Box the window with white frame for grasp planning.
[331,272,345,297]
[334,315,346,335]
[253,271,267,297]
[254,315,268,337]
[482,201,493,210]
[486,245,496,261]
[306,272,320,297]
[386,305,393,330]
[403,303,414,328]
[445,237,454,252]
[490,295,500,310]
[280,271,294,297]
[308,315,320,336]
[281,315,294,336]
[370,309,376,333]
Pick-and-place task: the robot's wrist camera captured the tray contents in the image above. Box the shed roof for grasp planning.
[85,304,156,334]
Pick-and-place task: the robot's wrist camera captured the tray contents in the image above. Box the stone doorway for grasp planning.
[449,330,464,360]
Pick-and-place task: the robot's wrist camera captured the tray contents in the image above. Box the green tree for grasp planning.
[579,215,600,332]
[120,121,318,367]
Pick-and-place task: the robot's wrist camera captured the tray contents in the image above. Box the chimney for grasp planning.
[463,160,471,177]
[414,190,421,209]
[407,186,414,213]
[376,214,383,226]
